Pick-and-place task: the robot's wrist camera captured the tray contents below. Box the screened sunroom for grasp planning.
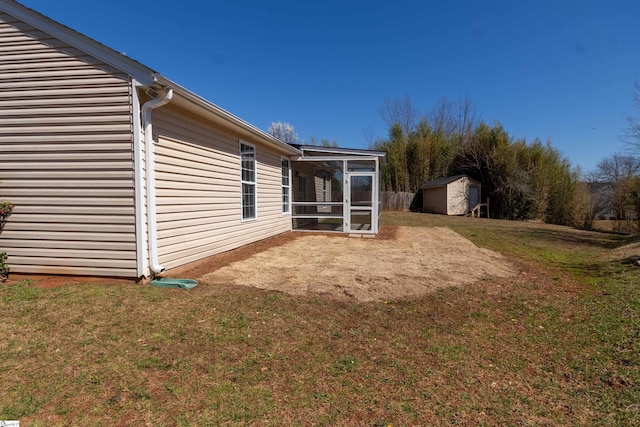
[289,145,386,234]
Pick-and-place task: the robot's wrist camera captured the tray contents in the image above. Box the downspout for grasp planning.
[131,79,147,277]
[142,88,173,275]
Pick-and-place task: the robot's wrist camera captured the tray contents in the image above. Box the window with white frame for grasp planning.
[281,158,290,214]
[240,142,256,220]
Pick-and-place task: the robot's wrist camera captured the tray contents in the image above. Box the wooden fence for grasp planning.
[381,192,417,211]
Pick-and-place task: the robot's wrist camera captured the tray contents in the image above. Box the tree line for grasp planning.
[371,97,578,224]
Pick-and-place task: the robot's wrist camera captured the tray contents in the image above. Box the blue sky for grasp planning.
[19,0,640,172]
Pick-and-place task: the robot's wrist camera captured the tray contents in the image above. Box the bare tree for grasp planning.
[378,97,419,192]
[571,170,607,229]
[623,81,640,149]
[427,96,478,142]
[378,96,419,136]
[427,97,455,136]
[362,127,381,150]
[268,121,299,144]
[596,154,640,231]
[454,95,478,145]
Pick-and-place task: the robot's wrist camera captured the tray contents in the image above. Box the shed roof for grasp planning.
[422,174,479,189]
[0,0,300,156]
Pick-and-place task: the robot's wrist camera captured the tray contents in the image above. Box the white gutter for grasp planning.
[142,88,173,275]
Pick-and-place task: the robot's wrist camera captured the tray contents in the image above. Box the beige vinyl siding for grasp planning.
[153,105,291,270]
[0,13,137,277]
[314,171,332,213]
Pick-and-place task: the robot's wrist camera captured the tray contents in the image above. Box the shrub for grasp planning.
[0,252,8,281]
[0,201,12,216]
[0,200,13,282]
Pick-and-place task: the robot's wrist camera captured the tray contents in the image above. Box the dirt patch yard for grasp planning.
[199,226,514,302]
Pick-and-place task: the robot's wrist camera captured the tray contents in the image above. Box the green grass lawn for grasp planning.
[1,212,638,426]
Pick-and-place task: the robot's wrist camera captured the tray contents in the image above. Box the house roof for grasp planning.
[297,145,386,156]
[290,144,386,163]
[422,174,479,189]
[0,0,300,156]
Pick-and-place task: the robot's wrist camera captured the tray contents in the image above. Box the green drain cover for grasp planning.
[151,278,198,289]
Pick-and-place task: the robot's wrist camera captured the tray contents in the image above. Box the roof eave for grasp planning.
[155,76,300,156]
[299,145,387,157]
[1,0,157,86]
